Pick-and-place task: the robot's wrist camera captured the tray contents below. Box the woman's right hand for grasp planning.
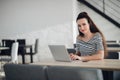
[69,53,81,60]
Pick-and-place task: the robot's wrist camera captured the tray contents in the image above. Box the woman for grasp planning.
[70,12,107,61]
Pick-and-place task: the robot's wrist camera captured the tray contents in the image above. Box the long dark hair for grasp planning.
[76,12,108,58]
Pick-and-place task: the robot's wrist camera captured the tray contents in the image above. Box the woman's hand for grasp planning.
[69,53,82,60]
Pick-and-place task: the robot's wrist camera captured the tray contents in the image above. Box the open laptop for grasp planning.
[48,45,72,62]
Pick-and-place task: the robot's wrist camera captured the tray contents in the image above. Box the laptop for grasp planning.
[48,45,72,62]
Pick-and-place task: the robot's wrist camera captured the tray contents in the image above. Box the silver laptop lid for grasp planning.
[48,45,72,62]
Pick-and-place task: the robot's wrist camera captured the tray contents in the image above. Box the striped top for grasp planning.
[75,32,104,56]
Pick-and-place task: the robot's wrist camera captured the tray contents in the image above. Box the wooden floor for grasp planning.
[0,76,5,80]
[0,71,5,80]
[0,62,5,80]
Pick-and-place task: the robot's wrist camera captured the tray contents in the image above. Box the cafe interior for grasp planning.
[0,0,120,80]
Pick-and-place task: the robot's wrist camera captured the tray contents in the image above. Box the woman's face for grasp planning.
[77,18,90,34]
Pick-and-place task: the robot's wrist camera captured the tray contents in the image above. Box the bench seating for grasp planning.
[4,63,103,80]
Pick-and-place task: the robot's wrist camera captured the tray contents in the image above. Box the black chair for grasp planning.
[17,39,26,55]
[102,44,119,80]
[106,43,119,59]
[17,39,27,64]
[107,44,120,47]
[0,39,15,55]
[103,52,119,80]
[0,42,19,72]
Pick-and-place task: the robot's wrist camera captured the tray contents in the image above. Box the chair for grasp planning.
[0,42,19,74]
[0,42,19,63]
[34,39,39,54]
[47,66,103,80]
[11,42,19,63]
[4,63,47,80]
[26,39,39,63]
[17,39,26,55]
[103,43,119,80]
[0,39,15,55]
[17,39,39,64]
[17,39,27,64]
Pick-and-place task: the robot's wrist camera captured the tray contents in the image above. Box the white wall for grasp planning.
[0,0,73,62]
[1,0,119,62]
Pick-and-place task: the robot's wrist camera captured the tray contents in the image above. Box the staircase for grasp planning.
[78,0,120,28]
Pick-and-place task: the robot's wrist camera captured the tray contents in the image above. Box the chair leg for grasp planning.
[102,70,113,80]
[30,54,33,63]
[30,47,33,63]
[22,54,25,64]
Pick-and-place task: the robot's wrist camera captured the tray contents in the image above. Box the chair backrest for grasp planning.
[106,40,117,43]
[11,42,19,64]
[17,39,26,54]
[34,39,39,53]
[4,63,47,80]
[17,39,26,45]
[47,66,103,80]
[107,44,120,47]
[2,39,15,47]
